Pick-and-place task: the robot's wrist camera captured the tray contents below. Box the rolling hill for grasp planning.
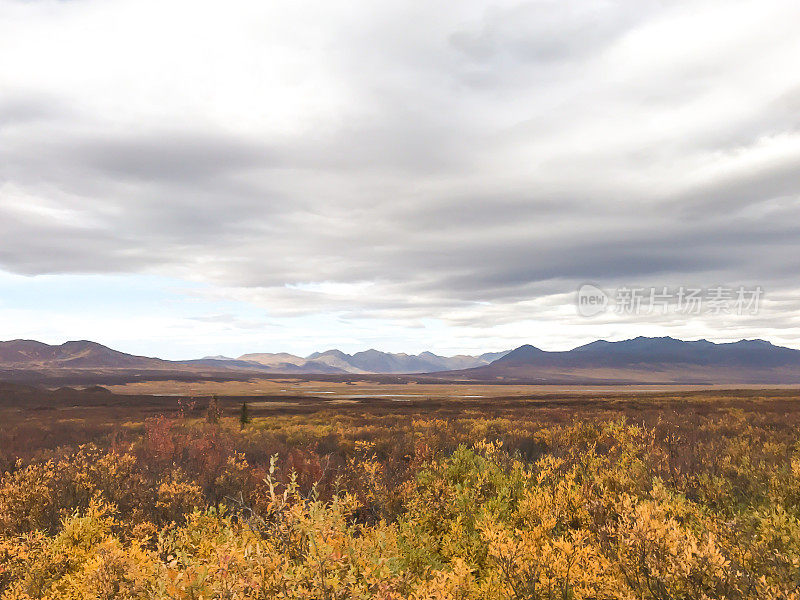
[0,340,510,376]
[439,337,800,384]
[0,340,166,369]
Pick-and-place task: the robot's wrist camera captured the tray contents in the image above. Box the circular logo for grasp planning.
[576,283,608,317]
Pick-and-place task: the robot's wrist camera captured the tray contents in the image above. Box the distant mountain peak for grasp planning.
[496,344,544,364]
[453,336,800,384]
[732,338,772,346]
[307,349,350,359]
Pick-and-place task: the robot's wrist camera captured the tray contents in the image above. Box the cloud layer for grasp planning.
[2,0,800,351]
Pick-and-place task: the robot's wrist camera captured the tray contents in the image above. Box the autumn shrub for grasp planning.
[2,409,800,598]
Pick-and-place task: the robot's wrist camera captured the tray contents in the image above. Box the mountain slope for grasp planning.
[442,337,800,384]
[0,340,166,369]
[239,352,308,367]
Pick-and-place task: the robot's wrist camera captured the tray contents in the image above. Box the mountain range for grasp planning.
[0,339,509,375]
[442,336,800,384]
[234,348,509,374]
[1,336,799,383]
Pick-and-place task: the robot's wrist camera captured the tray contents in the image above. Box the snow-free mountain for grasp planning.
[236,348,509,374]
[2,337,800,383]
[0,339,164,369]
[441,336,800,384]
[0,340,508,375]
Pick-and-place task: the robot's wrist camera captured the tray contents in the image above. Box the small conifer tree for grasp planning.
[239,401,251,429]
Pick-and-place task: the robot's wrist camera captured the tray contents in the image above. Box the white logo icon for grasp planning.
[577,284,608,317]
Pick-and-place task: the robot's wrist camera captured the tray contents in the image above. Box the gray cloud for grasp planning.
[449,0,657,65]
[1,0,800,344]
[74,132,275,183]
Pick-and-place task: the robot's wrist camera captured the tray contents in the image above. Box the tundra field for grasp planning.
[2,382,800,599]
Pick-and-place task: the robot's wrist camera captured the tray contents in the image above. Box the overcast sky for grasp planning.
[1,0,800,359]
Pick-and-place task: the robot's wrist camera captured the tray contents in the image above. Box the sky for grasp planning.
[1,0,800,360]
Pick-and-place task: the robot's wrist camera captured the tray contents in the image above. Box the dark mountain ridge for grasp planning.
[442,336,800,383]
